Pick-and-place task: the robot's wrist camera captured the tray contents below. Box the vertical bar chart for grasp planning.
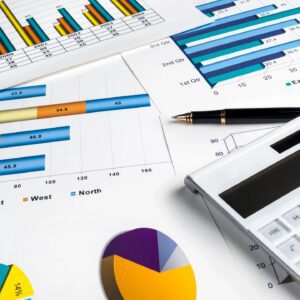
[55,7,82,35]
[26,18,50,42]
[172,1,300,87]
[113,0,138,16]
[0,0,34,46]
[128,0,145,12]
[0,27,15,53]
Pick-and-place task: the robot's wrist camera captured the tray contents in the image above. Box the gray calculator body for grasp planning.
[185,117,300,280]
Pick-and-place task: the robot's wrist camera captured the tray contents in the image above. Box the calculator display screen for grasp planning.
[220,150,300,218]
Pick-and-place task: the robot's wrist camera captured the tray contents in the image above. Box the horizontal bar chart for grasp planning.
[200,40,300,74]
[190,28,285,61]
[172,0,300,87]
[0,94,150,123]
[174,4,277,43]
[0,127,70,148]
[0,155,45,176]
[177,7,300,46]
[0,85,46,101]
[185,19,298,54]
[197,0,236,16]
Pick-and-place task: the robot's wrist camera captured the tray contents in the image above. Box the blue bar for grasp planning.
[0,127,70,149]
[0,28,15,52]
[200,39,300,74]
[0,85,46,101]
[185,19,298,55]
[202,2,235,14]
[204,51,285,78]
[86,94,150,113]
[27,18,50,42]
[173,15,257,43]
[199,5,277,30]
[89,0,114,21]
[188,29,285,58]
[58,8,82,32]
[197,0,235,12]
[0,155,45,176]
[174,4,277,42]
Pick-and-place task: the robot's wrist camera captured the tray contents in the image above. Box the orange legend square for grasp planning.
[22,198,29,203]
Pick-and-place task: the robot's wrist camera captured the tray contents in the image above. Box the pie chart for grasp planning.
[101,228,196,300]
[0,263,34,300]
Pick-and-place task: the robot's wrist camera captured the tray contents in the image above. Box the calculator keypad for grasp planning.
[277,236,300,260]
[259,219,290,242]
[257,205,300,279]
[282,206,300,228]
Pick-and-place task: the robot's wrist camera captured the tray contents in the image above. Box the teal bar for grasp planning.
[0,264,10,290]
[178,7,300,45]
[207,64,264,85]
[128,0,145,12]
[206,12,214,17]
[58,8,82,32]
[89,0,114,21]
[0,28,15,52]
[192,40,263,63]
[27,18,49,42]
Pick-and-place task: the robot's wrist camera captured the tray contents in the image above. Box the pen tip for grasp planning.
[171,116,177,119]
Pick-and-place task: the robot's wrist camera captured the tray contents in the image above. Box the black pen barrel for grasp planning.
[191,108,300,124]
[224,108,300,124]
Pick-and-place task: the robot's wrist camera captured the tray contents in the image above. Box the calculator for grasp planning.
[185,117,300,280]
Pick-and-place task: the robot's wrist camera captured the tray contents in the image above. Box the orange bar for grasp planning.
[37,102,86,119]
[23,25,41,44]
[120,0,138,14]
[86,4,107,24]
[0,42,7,55]
[57,17,74,34]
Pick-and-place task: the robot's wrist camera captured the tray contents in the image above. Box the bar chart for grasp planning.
[196,0,238,17]
[0,85,46,101]
[0,61,172,182]
[173,0,300,87]
[0,0,166,85]
[0,94,150,123]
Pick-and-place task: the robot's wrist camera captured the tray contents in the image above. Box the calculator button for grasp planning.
[278,236,300,260]
[283,206,300,228]
[259,219,290,242]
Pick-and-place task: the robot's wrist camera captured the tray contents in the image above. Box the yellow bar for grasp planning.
[111,0,131,16]
[54,24,67,36]
[0,107,37,124]
[0,1,34,46]
[83,10,100,26]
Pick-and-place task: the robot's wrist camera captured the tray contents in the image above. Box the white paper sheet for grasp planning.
[123,0,300,115]
[0,0,209,89]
